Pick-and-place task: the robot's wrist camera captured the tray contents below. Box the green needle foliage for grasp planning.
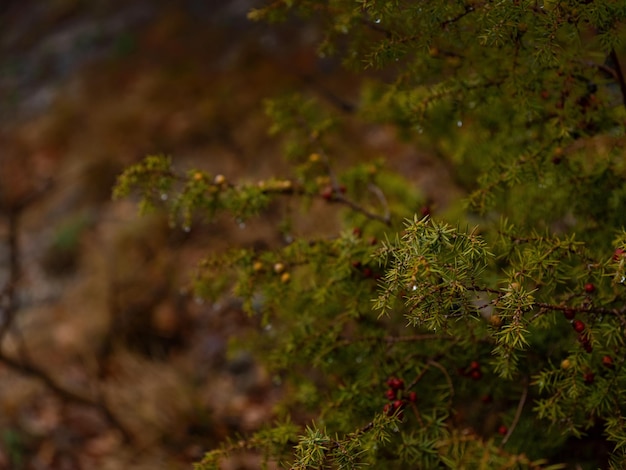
[114,1,626,468]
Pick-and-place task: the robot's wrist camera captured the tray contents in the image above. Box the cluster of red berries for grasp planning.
[320,184,347,201]
[458,361,482,380]
[570,317,593,353]
[351,227,377,246]
[581,354,615,385]
[351,260,380,280]
[350,228,378,279]
[562,308,594,353]
[382,377,417,417]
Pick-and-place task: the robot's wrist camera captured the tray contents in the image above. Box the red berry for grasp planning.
[352,227,362,237]
[351,260,362,269]
[584,283,595,293]
[383,403,393,416]
[541,90,550,100]
[321,186,333,201]
[420,206,431,217]
[602,355,615,369]
[469,361,480,371]
[563,309,575,320]
[583,372,595,384]
[498,425,508,436]
[613,248,625,261]
[369,236,377,246]
[408,391,417,403]
[339,184,347,194]
[363,267,373,278]
[393,400,404,411]
[385,389,397,400]
[470,369,483,380]
[481,394,493,404]
[572,320,585,333]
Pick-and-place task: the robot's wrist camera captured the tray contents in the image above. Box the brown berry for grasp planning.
[489,314,502,327]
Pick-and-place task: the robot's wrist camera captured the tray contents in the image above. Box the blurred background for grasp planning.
[0,1,457,468]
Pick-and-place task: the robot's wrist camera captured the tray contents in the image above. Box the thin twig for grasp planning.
[441,5,476,28]
[333,192,391,225]
[609,49,626,108]
[367,183,391,223]
[427,359,455,399]
[0,346,132,441]
[500,380,528,447]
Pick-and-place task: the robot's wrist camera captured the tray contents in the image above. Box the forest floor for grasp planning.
[0,1,460,468]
